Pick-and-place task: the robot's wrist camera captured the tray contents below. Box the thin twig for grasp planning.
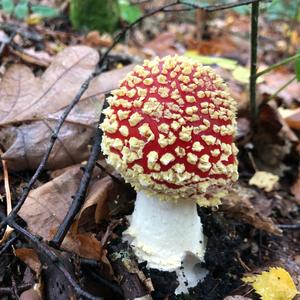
[99,1,182,67]
[0,153,14,244]
[0,22,43,42]
[267,75,297,101]
[82,268,124,296]
[0,235,18,257]
[278,224,300,230]
[249,1,259,122]
[50,115,104,247]
[95,162,124,185]
[0,211,103,300]
[179,0,270,12]
[256,52,300,78]
[0,283,32,296]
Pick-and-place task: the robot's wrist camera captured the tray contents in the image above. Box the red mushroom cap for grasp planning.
[101,56,238,206]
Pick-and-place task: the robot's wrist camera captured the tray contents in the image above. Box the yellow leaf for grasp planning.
[185,51,264,84]
[243,267,299,300]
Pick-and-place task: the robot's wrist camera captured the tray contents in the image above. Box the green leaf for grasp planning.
[31,5,59,18]
[14,2,29,19]
[119,0,142,23]
[295,53,300,82]
[1,0,14,14]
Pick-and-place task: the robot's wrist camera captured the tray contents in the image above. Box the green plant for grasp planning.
[118,0,142,23]
[0,0,59,20]
[70,0,120,33]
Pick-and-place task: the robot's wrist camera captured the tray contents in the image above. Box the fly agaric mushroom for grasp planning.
[100,55,238,293]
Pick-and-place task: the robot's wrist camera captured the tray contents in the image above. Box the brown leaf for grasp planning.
[221,185,282,235]
[0,45,134,170]
[0,46,98,124]
[18,164,116,241]
[253,103,298,175]
[19,165,95,239]
[74,176,113,232]
[15,248,41,274]
[61,232,102,260]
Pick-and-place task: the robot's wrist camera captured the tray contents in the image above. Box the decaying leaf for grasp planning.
[243,267,299,300]
[61,231,113,275]
[0,45,134,170]
[15,248,41,274]
[73,176,114,232]
[221,185,282,235]
[249,171,279,192]
[61,232,102,260]
[19,164,112,240]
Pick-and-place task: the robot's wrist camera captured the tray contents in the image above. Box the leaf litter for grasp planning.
[0,2,300,300]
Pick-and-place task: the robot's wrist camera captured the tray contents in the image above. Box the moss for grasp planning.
[70,0,120,33]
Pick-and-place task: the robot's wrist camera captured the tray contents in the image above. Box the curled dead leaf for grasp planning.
[74,176,114,232]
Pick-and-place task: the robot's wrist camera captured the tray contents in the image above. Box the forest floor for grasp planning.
[0,1,299,300]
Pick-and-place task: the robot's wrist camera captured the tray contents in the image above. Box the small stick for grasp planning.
[278,224,300,230]
[0,153,14,244]
[249,1,259,123]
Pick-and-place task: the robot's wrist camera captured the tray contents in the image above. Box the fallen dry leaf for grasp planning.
[18,164,114,240]
[61,232,102,260]
[221,184,282,235]
[0,46,134,170]
[73,176,113,232]
[253,103,298,175]
[61,230,113,275]
[0,46,98,123]
[15,248,41,274]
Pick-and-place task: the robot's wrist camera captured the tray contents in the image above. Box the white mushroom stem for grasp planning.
[123,191,208,294]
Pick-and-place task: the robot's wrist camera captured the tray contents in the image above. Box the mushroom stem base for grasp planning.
[123,191,207,294]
